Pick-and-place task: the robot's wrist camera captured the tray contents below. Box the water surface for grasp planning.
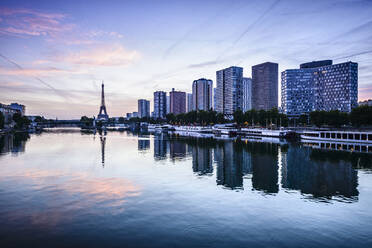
[0,129,372,247]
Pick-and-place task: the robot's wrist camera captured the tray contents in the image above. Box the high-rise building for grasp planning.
[192,78,213,111]
[153,91,167,119]
[252,62,278,111]
[213,88,217,110]
[215,66,243,116]
[138,99,150,118]
[187,93,193,112]
[170,88,186,115]
[242,77,252,112]
[281,60,358,115]
[166,95,170,114]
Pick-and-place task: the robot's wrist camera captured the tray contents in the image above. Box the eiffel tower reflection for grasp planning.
[100,135,106,168]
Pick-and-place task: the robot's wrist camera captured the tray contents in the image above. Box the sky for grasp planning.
[0,0,372,119]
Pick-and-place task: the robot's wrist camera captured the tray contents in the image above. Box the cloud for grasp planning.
[61,44,140,66]
[334,50,372,60]
[359,85,372,101]
[0,7,73,37]
[0,66,71,77]
[188,60,219,68]
[0,7,124,46]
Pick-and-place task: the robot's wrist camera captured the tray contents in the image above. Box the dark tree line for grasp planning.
[0,112,4,129]
[79,105,372,128]
[12,113,31,130]
[233,109,289,127]
[308,106,372,127]
[166,110,225,125]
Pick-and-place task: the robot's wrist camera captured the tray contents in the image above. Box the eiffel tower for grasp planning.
[97,81,109,121]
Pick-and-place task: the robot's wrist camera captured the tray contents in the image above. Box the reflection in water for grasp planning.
[250,143,279,194]
[169,140,187,161]
[1,131,367,202]
[138,139,150,151]
[148,135,365,201]
[100,136,106,167]
[189,140,214,175]
[282,146,359,201]
[154,133,168,160]
[216,142,243,189]
[0,133,29,155]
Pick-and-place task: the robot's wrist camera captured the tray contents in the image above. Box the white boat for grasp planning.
[302,140,372,153]
[240,128,292,138]
[172,126,213,138]
[300,130,372,144]
[212,124,238,137]
[106,124,129,131]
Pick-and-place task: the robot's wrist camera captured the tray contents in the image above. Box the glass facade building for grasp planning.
[187,93,193,112]
[138,99,150,118]
[281,61,358,115]
[215,66,243,116]
[153,91,167,119]
[242,77,252,112]
[192,78,213,111]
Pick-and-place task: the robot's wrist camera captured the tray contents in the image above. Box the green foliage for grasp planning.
[309,110,349,127]
[34,116,44,123]
[119,106,372,128]
[80,116,93,127]
[233,110,244,125]
[166,110,223,125]
[233,108,284,127]
[12,113,31,130]
[0,112,4,129]
[350,105,372,127]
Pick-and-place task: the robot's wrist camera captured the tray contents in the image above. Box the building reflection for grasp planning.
[250,143,279,194]
[0,133,29,155]
[144,133,363,201]
[153,134,168,160]
[215,142,243,189]
[169,140,187,161]
[138,139,150,151]
[281,146,359,200]
[190,141,213,175]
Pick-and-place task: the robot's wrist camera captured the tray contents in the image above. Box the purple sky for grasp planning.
[1,0,372,119]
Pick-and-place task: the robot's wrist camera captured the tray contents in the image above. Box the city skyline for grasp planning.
[1,0,372,118]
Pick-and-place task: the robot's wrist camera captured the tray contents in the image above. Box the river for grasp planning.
[0,128,371,247]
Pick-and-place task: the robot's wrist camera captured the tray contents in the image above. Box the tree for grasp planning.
[310,111,326,127]
[80,116,93,127]
[298,114,308,126]
[166,113,176,124]
[214,113,223,124]
[12,113,31,130]
[350,106,372,127]
[233,110,245,125]
[0,112,4,129]
[34,116,44,123]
